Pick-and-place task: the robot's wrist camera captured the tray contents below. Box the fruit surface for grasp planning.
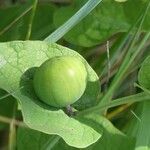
[33,56,87,107]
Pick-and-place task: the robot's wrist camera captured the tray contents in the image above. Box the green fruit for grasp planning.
[33,56,87,107]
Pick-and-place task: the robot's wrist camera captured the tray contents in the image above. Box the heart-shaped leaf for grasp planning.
[0,41,101,148]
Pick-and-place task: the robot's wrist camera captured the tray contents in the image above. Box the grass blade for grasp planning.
[44,0,103,42]
[78,92,150,116]
[99,0,150,106]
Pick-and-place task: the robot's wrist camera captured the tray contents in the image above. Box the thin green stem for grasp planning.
[25,0,38,40]
[0,6,32,36]
[77,92,150,116]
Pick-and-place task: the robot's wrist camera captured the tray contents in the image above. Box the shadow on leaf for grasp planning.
[19,67,58,111]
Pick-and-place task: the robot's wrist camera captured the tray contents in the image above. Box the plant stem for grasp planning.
[25,0,38,40]
[77,92,150,116]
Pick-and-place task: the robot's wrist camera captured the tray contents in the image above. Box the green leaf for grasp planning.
[76,114,134,150]
[53,0,150,47]
[17,115,134,150]
[0,41,101,148]
[138,55,150,90]
[124,102,150,150]
[124,0,150,31]
[135,101,150,150]
[53,0,129,47]
[130,55,150,150]
[31,4,55,40]
[17,128,60,150]
[43,115,134,150]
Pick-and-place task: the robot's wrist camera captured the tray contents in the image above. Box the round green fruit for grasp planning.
[33,56,87,107]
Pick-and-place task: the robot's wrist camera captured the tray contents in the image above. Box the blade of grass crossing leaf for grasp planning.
[44,0,103,42]
[99,1,150,106]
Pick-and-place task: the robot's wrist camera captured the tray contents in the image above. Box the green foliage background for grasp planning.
[0,0,150,150]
